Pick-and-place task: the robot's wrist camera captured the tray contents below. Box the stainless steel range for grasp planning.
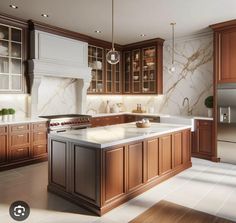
[40,114,91,133]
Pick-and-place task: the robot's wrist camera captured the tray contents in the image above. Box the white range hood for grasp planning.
[28,30,91,117]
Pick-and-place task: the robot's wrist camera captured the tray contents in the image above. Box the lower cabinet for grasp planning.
[48,129,191,216]
[192,120,213,160]
[91,115,124,127]
[0,126,8,164]
[127,142,143,191]
[0,121,48,170]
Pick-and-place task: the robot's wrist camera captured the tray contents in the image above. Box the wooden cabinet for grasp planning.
[103,147,125,202]
[159,134,172,175]
[192,120,213,160]
[211,20,236,83]
[9,124,30,161]
[172,132,183,168]
[0,126,8,164]
[31,122,47,157]
[0,121,48,171]
[123,39,164,94]
[127,142,144,191]
[0,16,28,93]
[146,138,159,181]
[91,115,124,127]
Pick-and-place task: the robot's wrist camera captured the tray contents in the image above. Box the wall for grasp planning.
[0,33,213,117]
[87,33,213,116]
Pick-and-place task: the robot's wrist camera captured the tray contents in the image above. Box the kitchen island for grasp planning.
[48,123,192,215]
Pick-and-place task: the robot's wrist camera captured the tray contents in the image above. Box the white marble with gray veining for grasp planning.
[49,122,191,148]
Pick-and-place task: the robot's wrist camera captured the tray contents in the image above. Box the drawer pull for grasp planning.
[18,148,24,151]
[17,126,25,129]
[18,135,25,137]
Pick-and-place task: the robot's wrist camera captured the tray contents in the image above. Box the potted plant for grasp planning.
[204,96,213,117]
[2,108,9,122]
[0,109,2,121]
[8,108,15,121]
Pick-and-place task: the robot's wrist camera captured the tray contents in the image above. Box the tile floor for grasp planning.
[0,158,236,223]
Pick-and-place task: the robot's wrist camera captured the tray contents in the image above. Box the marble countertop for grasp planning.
[92,112,213,121]
[49,122,191,149]
[0,117,48,126]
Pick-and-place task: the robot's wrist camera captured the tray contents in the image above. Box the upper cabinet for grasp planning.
[123,39,164,94]
[87,45,122,94]
[0,16,28,93]
[210,20,236,83]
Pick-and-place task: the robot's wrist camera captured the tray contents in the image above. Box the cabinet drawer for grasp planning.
[10,124,29,132]
[10,133,30,147]
[32,122,48,131]
[0,126,7,135]
[32,131,47,143]
[33,144,47,157]
[9,147,30,161]
[198,120,212,126]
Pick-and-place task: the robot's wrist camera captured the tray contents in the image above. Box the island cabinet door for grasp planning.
[172,132,183,168]
[102,147,125,204]
[71,145,100,206]
[159,134,172,175]
[127,142,144,192]
[182,130,191,163]
[146,138,159,181]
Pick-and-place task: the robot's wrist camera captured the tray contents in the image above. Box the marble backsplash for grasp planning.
[87,33,213,116]
[0,33,213,117]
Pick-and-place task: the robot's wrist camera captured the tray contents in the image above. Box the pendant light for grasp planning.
[106,0,120,64]
[168,22,176,73]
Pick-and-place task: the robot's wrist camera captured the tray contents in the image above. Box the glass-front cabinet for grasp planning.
[88,45,104,93]
[123,39,163,94]
[0,24,23,92]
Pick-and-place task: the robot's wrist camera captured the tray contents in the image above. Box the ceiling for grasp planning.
[1,0,236,44]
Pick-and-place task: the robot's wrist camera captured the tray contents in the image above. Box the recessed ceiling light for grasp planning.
[41,14,49,18]
[95,30,102,34]
[140,34,146,37]
[9,4,18,9]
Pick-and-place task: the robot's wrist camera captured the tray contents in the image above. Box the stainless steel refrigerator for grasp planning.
[217,84,236,164]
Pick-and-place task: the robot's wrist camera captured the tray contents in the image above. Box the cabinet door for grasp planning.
[219,30,236,83]
[172,132,183,168]
[132,49,141,93]
[127,142,143,191]
[147,138,159,181]
[123,51,131,93]
[9,147,30,161]
[159,134,172,175]
[124,115,136,123]
[197,121,213,154]
[0,134,7,163]
[104,147,124,202]
[182,130,191,163]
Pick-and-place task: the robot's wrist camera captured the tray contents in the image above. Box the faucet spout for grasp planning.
[182,97,192,115]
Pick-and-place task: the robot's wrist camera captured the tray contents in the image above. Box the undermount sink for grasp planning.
[160,115,195,131]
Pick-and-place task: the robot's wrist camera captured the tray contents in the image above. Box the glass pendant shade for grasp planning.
[106,49,120,64]
[168,22,176,74]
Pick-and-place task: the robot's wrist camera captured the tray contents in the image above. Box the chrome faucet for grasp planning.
[182,97,192,115]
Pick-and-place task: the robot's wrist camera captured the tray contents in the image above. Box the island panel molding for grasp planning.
[48,126,191,216]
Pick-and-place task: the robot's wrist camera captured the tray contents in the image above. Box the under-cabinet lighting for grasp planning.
[140,34,146,37]
[94,30,102,34]
[9,4,18,9]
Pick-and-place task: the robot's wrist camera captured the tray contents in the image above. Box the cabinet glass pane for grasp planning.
[0,40,9,57]
[11,59,21,74]
[0,25,9,40]
[11,75,21,90]
[11,28,21,42]
[0,74,9,90]
[124,52,131,93]
[0,57,9,73]
[11,42,21,58]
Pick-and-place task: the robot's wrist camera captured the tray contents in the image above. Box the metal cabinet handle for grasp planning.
[18,148,24,151]
[18,134,25,137]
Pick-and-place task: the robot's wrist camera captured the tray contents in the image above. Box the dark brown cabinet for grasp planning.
[91,115,124,127]
[0,121,48,171]
[123,39,164,94]
[211,20,236,83]
[192,120,213,160]
[0,126,8,164]
[172,132,183,168]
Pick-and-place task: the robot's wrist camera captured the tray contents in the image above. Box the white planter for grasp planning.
[2,115,8,122]
[8,114,15,122]
[207,108,213,117]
